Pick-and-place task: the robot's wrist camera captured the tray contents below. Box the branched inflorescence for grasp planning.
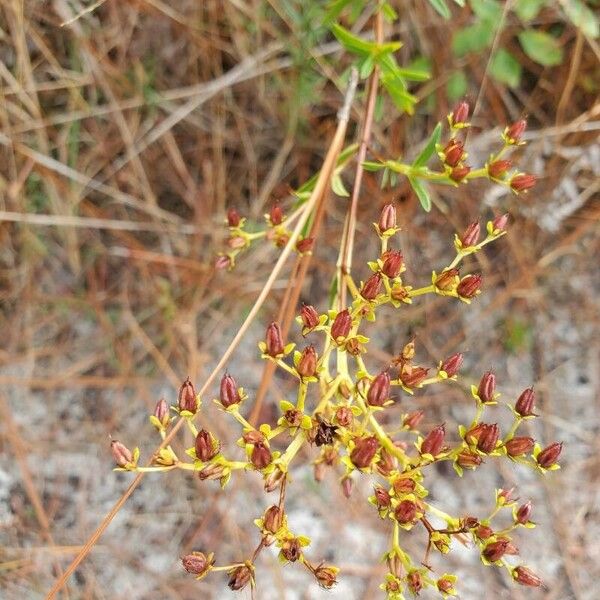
[111,104,560,600]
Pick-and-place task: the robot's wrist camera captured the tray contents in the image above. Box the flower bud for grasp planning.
[178,377,198,413]
[477,423,500,453]
[265,321,284,357]
[492,213,509,232]
[506,119,527,143]
[457,450,482,469]
[251,441,272,470]
[421,424,446,456]
[219,373,241,408]
[381,250,403,278]
[350,436,379,469]
[477,371,496,403]
[395,499,418,525]
[450,165,471,182]
[451,100,470,126]
[300,304,319,330]
[403,410,424,430]
[487,159,512,179]
[537,442,562,468]
[341,476,353,499]
[505,436,534,457]
[335,406,353,428]
[296,237,314,253]
[513,566,543,587]
[228,564,253,591]
[331,309,352,340]
[111,440,133,467]
[182,551,212,576]
[515,387,536,417]
[400,366,429,388]
[378,203,397,232]
[444,139,465,167]
[460,221,480,247]
[314,565,338,589]
[281,537,302,562]
[227,208,241,227]
[440,352,463,377]
[367,371,391,407]
[195,430,218,462]
[407,570,423,594]
[374,486,391,508]
[297,345,317,378]
[434,268,459,291]
[153,398,169,427]
[516,501,532,525]
[510,173,536,193]
[483,539,510,562]
[215,255,232,270]
[269,204,283,225]
[360,272,382,301]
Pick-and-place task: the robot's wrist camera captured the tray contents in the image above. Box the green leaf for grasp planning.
[358,54,375,78]
[452,21,495,56]
[490,48,522,87]
[513,0,547,21]
[470,0,502,21]
[518,30,564,66]
[362,161,386,171]
[381,2,398,22]
[331,23,375,56]
[412,122,442,167]
[562,0,599,39]
[331,174,349,196]
[323,0,354,24]
[427,0,451,19]
[397,67,431,82]
[446,71,468,101]
[381,74,416,114]
[408,177,432,212]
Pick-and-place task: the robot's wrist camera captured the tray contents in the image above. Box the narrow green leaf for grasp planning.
[518,30,564,66]
[397,67,431,82]
[413,122,442,168]
[331,23,375,56]
[358,54,375,78]
[490,48,522,87]
[409,177,432,212]
[331,174,349,197]
[427,0,451,19]
[381,2,398,22]
[470,0,502,21]
[362,161,386,172]
[562,0,599,39]
[323,0,354,24]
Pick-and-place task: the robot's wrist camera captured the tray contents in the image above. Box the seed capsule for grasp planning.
[297,345,317,378]
[516,501,533,524]
[492,213,509,231]
[381,250,403,278]
[300,304,319,330]
[350,436,379,469]
[269,204,283,225]
[331,309,352,340]
[450,165,471,182]
[506,119,527,143]
[421,424,446,456]
[374,486,391,508]
[178,377,198,413]
[403,410,424,430]
[435,268,459,291]
[460,221,480,247]
[195,430,218,462]
[111,440,133,467]
[251,441,272,470]
[367,371,391,407]
[515,387,536,416]
[477,371,496,403]
[296,237,314,253]
[513,566,543,587]
[440,352,463,377]
[444,139,465,167]
[487,159,512,179]
[219,373,241,408]
[395,499,418,524]
[505,436,534,457]
[227,208,241,227]
[281,537,302,562]
[477,423,500,453]
[361,272,382,300]
[483,539,510,562]
[510,173,536,193]
[314,565,338,589]
[451,100,470,126]
[265,321,284,357]
[153,398,169,427]
[182,552,212,576]
[378,203,397,232]
[457,274,482,298]
[536,442,562,468]
[228,564,253,591]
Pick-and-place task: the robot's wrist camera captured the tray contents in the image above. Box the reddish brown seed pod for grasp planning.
[265,322,285,357]
[510,173,536,192]
[536,442,563,468]
[361,273,383,300]
[378,203,397,232]
[227,208,241,227]
[350,436,379,469]
[515,387,536,416]
[381,250,403,278]
[420,424,446,456]
[178,377,198,413]
[488,159,512,179]
[219,373,241,408]
[366,371,391,407]
[451,100,470,126]
[300,304,319,330]
[460,221,480,247]
[440,352,463,377]
[505,436,535,457]
[506,119,527,143]
[477,371,496,403]
[331,309,352,340]
[457,274,482,299]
